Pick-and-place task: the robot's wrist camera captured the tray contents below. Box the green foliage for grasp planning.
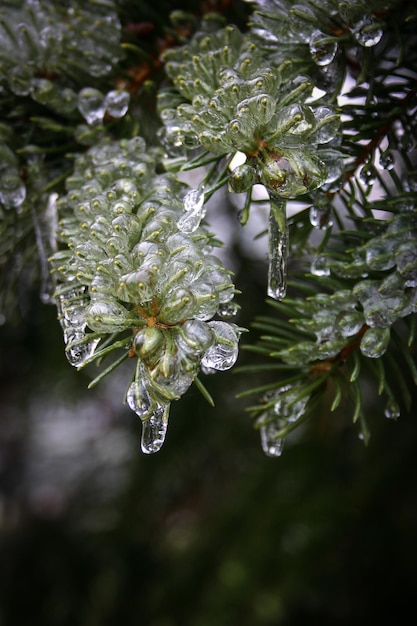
[0,0,416,454]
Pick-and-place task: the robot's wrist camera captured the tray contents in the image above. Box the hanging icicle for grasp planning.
[267,196,288,301]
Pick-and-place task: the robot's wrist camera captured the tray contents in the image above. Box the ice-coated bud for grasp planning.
[85,298,131,332]
[257,148,327,198]
[177,319,214,355]
[228,163,257,193]
[133,327,165,362]
[273,104,316,144]
[158,288,196,325]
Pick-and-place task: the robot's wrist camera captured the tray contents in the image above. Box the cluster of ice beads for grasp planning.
[51,137,240,454]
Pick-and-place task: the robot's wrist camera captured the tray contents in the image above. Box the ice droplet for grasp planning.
[379,149,394,170]
[104,89,130,118]
[201,321,239,371]
[126,377,153,420]
[141,404,170,454]
[217,301,239,319]
[267,200,288,300]
[310,255,330,276]
[178,187,206,233]
[352,15,383,47]
[384,398,400,420]
[309,204,333,229]
[309,30,338,66]
[360,163,376,186]
[78,88,106,125]
[260,422,284,458]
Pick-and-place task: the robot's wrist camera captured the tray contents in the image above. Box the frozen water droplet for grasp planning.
[126,377,153,420]
[66,333,100,368]
[217,301,239,319]
[313,105,340,143]
[260,422,284,458]
[352,15,383,47]
[384,398,400,420]
[360,163,376,186]
[309,204,333,229]
[360,326,390,358]
[104,89,130,118]
[0,170,26,209]
[78,88,106,125]
[183,187,205,212]
[178,187,206,233]
[141,404,170,454]
[201,321,239,371]
[379,149,394,170]
[267,201,288,300]
[309,30,338,66]
[310,255,330,276]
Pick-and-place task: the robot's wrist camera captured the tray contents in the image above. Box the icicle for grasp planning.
[57,287,99,367]
[31,193,58,304]
[267,198,288,300]
[141,404,170,454]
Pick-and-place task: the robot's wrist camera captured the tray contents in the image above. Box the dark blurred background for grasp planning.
[1,246,417,626]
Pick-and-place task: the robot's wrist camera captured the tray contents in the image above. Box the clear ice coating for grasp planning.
[140,404,170,454]
[178,187,206,233]
[267,200,288,300]
[77,87,106,125]
[260,422,284,458]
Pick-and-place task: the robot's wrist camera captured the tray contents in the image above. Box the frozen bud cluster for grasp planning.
[51,137,240,454]
[0,0,123,110]
[159,27,340,198]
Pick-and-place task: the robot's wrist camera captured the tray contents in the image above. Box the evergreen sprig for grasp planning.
[1,0,416,454]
